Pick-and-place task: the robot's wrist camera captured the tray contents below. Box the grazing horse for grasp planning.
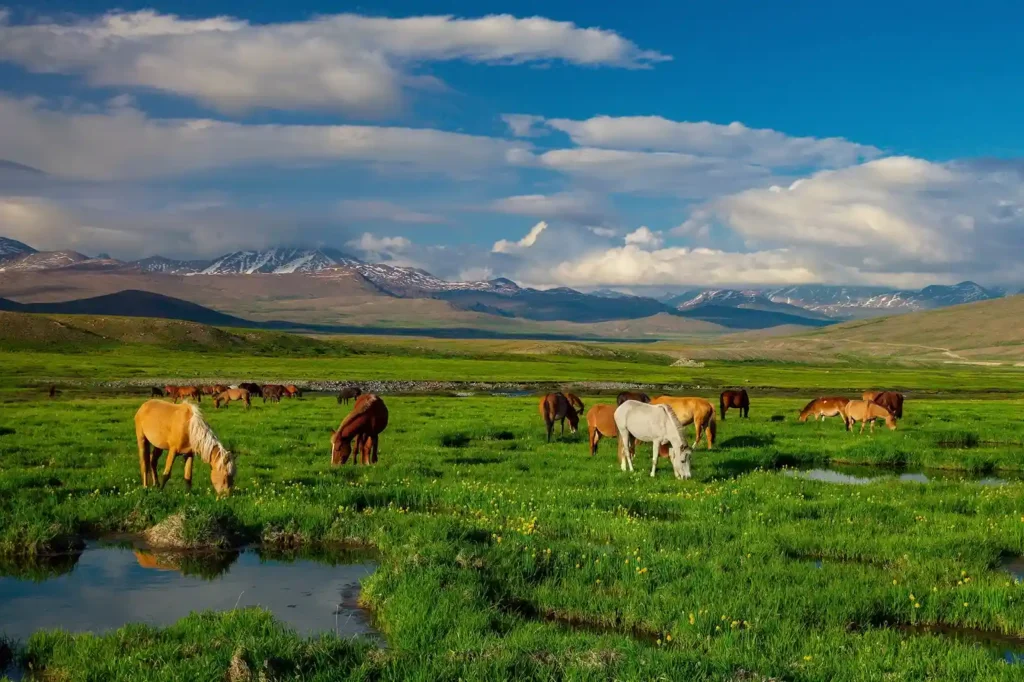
[613,401,693,479]
[798,397,850,423]
[239,383,263,398]
[861,391,882,403]
[843,400,897,433]
[617,391,650,406]
[651,396,716,449]
[284,385,303,399]
[165,386,201,403]
[262,385,286,403]
[539,393,579,442]
[151,386,164,397]
[565,393,585,416]
[214,388,250,410]
[872,391,904,420]
[134,400,235,496]
[586,405,618,456]
[720,389,750,420]
[331,394,389,466]
[337,387,362,405]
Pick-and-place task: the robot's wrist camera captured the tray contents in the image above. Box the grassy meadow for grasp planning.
[3,384,1024,680]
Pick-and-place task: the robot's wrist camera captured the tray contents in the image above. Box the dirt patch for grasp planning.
[143,511,239,549]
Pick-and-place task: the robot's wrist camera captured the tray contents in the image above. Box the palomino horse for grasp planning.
[651,396,716,449]
[539,393,579,442]
[338,387,362,405]
[214,388,250,410]
[861,391,881,403]
[872,391,904,419]
[617,391,650,406]
[284,385,302,399]
[565,393,585,416]
[798,397,850,423]
[331,394,389,466]
[843,400,897,433]
[585,405,617,456]
[134,400,236,496]
[614,401,692,479]
[719,389,750,419]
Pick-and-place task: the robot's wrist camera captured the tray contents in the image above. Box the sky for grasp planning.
[1,1,1023,290]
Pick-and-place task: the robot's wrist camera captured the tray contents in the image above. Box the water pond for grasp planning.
[0,543,379,645]
[784,464,1024,486]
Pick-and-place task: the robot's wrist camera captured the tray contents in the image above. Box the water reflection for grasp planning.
[784,465,1023,486]
[0,545,378,644]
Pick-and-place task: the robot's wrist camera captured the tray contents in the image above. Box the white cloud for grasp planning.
[0,11,669,114]
[588,227,617,238]
[338,199,444,224]
[489,191,608,224]
[0,95,524,180]
[346,233,412,253]
[492,220,548,253]
[540,115,881,168]
[623,226,663,249]
[501,114,547,138]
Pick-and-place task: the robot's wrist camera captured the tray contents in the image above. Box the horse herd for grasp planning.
[129,385,906,497]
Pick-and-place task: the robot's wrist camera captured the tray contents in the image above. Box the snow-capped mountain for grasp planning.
[0,237,36,261]
[0,250,89,271]
[672,289,773,309]
[353,263,521,297]
[134,256,213,275]
[766,282,1000,318]
[199,248,360,275]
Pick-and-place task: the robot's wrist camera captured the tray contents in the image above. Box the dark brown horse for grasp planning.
[48,385,59,398]
[262,385,286,403]
[331,394,389,465]
[539,393,579,442]
[239,383,263,398]
[337,386,362,405]
[565,393,585,416]
[720,389,750,419]
[871,391,904,419]
[616,391,650,406]
[151,386,164,397]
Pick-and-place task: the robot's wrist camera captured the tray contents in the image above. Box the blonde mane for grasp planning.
[186,403,232,471]
[660,403,685,439]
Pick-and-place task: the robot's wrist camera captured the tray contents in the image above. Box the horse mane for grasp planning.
[659,403,685,438]
[339,394,377,432]
[185,403,231,469]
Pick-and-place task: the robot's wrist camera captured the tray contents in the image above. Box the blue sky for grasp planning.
[1,1,1023,288]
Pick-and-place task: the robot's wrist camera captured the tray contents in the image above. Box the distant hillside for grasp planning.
[0,290,250,326]
[675,304,832,330]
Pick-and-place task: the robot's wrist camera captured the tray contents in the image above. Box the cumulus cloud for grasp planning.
[540,115,881,168]
[489,191,608,224]
[492,220,548,253]
[346,233,413,254]
[501,114,547,138]
[338,199,444,224]
[0,11,668,114]
[623,226,663,249]
[0,95,524,180]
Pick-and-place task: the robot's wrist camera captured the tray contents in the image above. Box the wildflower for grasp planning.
[688,613,695,625]
[909,594,915,601]
[914,603,920,608]
[804,655,813,662]
[665,634,673,642]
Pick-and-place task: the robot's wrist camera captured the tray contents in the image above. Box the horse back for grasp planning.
[586,404,618,437]
[135,399,192,450]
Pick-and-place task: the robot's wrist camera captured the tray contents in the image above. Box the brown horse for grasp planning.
[651,396,716,449]
[616,391,650,406]
[720,389,749,420]
[338,386,362,405]
[872,391,904,419]
[331,394,389,466]
[165,386,201,403]
[284,385,303,399]
[200,385,222,396]
[239,383,263,398]
[262,385,286,403]
[134,400,235,496]
[565,393,585,415]
[798,397,850,423]
[843,400,897,433]
[214,388,250,410]
[539,393,579,442]
[586,405,618,456]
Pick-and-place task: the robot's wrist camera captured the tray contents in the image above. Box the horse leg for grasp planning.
[859,421,866,435]
[183,455,194,492]
[560,417,565,436]
[148,448,161,486]
[137,433,150,487]
[546,418,553,443]
[371,435,379,464]
[589,427,599,456]
[159,448,178,489]
[626,434,636,472]
[650,440,660,477]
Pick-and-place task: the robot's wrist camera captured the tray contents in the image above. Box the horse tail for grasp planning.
[706,411,716,449]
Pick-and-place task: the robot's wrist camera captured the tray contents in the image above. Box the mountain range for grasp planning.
[0,236,1007,332]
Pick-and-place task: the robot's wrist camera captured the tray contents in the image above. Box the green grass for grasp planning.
[3,392,1024,680]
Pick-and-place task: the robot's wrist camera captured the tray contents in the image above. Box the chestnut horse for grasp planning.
[284,385,303,399]
[539,393,579,442]
[720,389,750,420]
[331,394,389,465]
[616,391,650,406]
[134,400,235,496]
[214,388,250,410]
[200,385,226,396]
[798,397,850,423]
[843,400,897,433]
[586,404,618,456]
[165,386,201,403]
[651,396,716,449]
[872,391,904,419]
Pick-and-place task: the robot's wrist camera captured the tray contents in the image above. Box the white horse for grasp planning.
[614,400,693,479]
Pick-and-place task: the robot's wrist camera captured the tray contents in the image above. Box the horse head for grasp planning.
[566,407,579,434]
[210,447,236,496]
[330,429,351,466]
[884,412,898,430]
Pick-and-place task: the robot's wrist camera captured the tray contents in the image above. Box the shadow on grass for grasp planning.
[446,456,506,466]
[440,433,472,448]
[719,435,776,449]
[0,426,15,436]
